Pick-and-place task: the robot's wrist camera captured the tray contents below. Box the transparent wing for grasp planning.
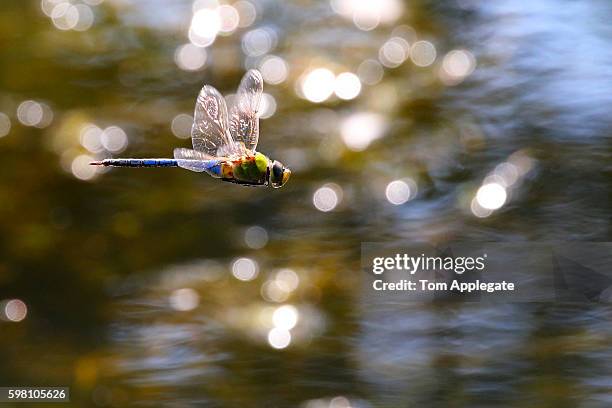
[191,85,241,157]
[229,69,263,153]
[174,148,215,173]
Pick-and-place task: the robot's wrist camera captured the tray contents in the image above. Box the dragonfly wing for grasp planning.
[191,85,242,157]
[229,69,263,153]
[174,148,216,172]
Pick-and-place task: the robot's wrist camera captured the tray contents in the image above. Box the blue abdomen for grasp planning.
[98,158,179,168]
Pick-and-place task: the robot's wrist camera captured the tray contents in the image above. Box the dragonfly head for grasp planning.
[269,160,291,188]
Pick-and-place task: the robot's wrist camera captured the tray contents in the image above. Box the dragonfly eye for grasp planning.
[272,162,284,179]
[270,160,290,188]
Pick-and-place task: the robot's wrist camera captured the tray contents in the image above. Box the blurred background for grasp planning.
[0,0,611,406]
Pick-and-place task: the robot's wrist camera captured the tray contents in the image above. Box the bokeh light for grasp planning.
[51,3,79,30]
[189,8,221,47]
[313,183,342,212]
[379,37,410,68]
[231,257,259,281]
[441,49,476,85]
[334,72,361,100]
[44,0,95,32]
[385,179,417,205]
[301,68,336,103]
[331,0,403,31]
[242,27,275,57]
[259,93,277,119]
[261,269,300,303]
[493,162,520,187]
[476,183,507,210]
[261,280,290,303]
[329,396,352,408]
[275,269,299,292]
[2,299,28,322]
[508,150,536,176]
[352,12,379,31]
[273,305,298,330]
[174,43,207,71]
[340,112,386,151]
[171,114,194,139]
[268,327,291,349]
[470,197,493,218]
[304,399,330,408]
[17,101,42,126]
[192,0,219,13]
[169,288,200,311]
[73,4,94,31]
[244,225,268,249]
[41,0,64,16]
[217,4,239,35]
[234,0,257,28]
[101,126,128,153]
[391,24,417,43]
[469,151,535,218]
[0,113,11,138]
[357,59,384,85]
[410,40,437,67]
[17,100,53,128]
[80,124,104,153]
[71,154,98,181]
[259,55,289,85]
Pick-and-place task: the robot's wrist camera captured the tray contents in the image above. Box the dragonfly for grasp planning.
[91,69,291,188]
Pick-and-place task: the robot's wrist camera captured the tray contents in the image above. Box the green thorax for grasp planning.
[231,152,269,183]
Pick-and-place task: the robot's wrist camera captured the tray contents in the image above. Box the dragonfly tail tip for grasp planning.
[90,161,104,166]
